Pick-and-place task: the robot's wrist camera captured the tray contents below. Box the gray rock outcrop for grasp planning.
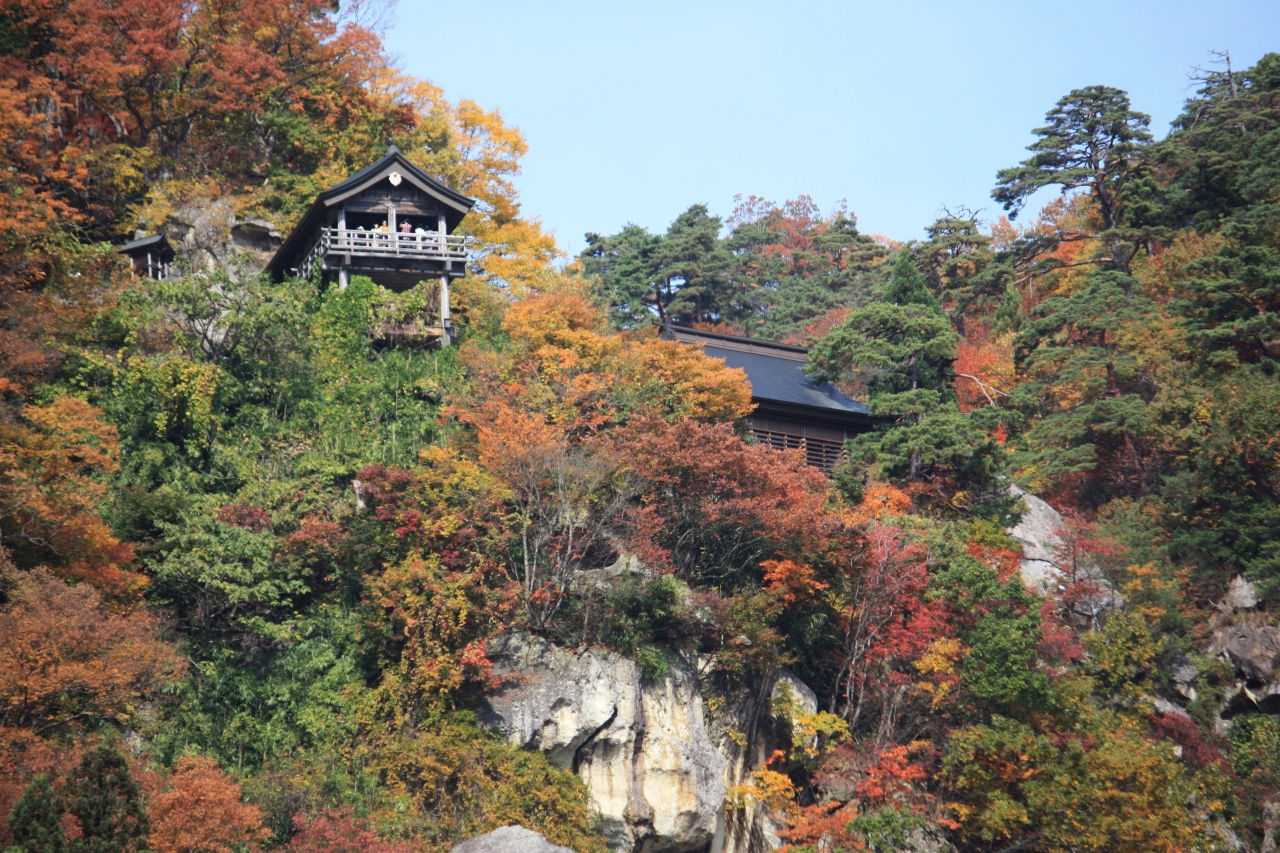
[1221,576,1259,613]
[1006,486,1115,619]
[1213,624,1280,684]
[452,826,578,853]
[141,197,282,276]
[1007,485,1068,593]
[479,634,800,853]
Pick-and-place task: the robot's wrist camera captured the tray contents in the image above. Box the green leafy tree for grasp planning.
[944,713,1196,853]
[994,85,1153,272]
[1012,271,1158,504]
[66,746,149,853]
[9,776,67,853]
[147,509,308,651]
[580,225,662,329]
[932,553,1052,715]
[809,250,1005,498]
[993,85,1152,231]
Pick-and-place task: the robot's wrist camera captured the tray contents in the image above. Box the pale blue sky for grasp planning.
[384,1,1280,255]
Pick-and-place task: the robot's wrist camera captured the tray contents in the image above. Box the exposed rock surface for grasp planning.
[1203,618,1280,720]
[1006,485,1067,593]
[1006,486,1115,618]
[146,198,281,275]
[1167,653,1199,702]
[1214,624,1280,683]
[451,826,578,853]
[479,634,799,853]
[1221,576,1259,612]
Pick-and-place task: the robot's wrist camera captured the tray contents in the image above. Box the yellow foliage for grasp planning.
[727,769,798,817]
[1119,562,1173,621]
[770,681,850,763]
[471,293,752,433]
[1136,228,1227,296]
[913,637,965,709]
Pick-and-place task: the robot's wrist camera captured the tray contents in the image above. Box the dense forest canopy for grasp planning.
[3,3,1280,851]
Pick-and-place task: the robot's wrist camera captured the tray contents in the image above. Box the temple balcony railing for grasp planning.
[299,227,468,273]
[751,428,848,473]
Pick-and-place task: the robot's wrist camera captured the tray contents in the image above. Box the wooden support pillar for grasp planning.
[439,275,451,347]
[338,204,351,275]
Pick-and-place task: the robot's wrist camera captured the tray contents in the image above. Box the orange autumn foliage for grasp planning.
[854,744,930,804]
[0,397,144,598]
[523,292,755,425]
[844,482,912,526]
[763,559,829,607]
[0,726,83,844]
[607,416,833,583]
[462,292,752,438]
[777,801,866,853]
[967,541,1023,583]
[144,756,270,853]
[0,569,184,735]
[285,808,416,853]
[953,327,1016,414]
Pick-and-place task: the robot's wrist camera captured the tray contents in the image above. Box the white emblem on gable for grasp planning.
[388,172,403,186]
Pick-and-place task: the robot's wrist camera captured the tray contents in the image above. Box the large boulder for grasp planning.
[451,826,577,853]
[1006,485,1067,593]
[1006,487,1116,619]
[143,197,282,276]
[479,634,801,853]
[1212,624,1280,684]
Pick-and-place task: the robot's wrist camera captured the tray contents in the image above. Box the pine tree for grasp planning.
[66,747,149,853]
[580,224,661,329]
[1011,271,1157,503]
[993,85,1152,231]
[808,250,1007,504]
[882,247,940,310]
[992,284,1026,335]
[9,776,67,853]
[648,205,734,325]
[993,85,1154,273]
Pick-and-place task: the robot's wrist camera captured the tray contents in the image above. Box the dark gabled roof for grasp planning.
[119,233,174,259]
[266,146,477,277]
[704,345,873,416]
[663,325,882,428]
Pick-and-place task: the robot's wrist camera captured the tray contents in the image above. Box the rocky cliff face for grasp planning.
[478,634,805,853]
[1008,485,1116,622]
[142,197,281,276]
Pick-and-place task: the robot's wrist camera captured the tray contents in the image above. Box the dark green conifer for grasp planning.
[992,85,1152,231]
[882,247,940,310]
[992,284,1026,335]
[66,747,149,853]
[9,776,66,853]
[809,250,1008,506]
